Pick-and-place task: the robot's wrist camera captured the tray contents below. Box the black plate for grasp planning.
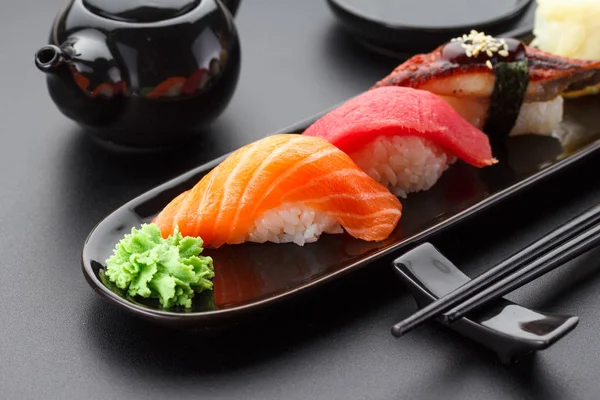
[326,0,536,58]
[82,95,600,327]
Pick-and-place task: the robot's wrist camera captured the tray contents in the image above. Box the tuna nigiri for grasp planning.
[373,30,600,138]
[153,134,403,248]
[303,86,496,198]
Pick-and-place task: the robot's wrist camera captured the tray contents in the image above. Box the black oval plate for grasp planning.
[327,0,536,58]
[82,95,600,327]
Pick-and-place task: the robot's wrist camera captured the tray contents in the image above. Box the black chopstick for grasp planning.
[391,203,600,337]
[443,222,600,323]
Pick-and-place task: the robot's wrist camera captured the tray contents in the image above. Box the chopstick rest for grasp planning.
[392,243,579,365]
[391,204,600,336]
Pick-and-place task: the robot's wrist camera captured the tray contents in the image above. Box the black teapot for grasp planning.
[35,0,241,148]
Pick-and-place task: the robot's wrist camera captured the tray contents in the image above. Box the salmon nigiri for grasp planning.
[153,134,403,248]
[303,86,496,198]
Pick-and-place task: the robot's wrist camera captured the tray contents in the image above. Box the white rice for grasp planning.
[348,135,456,198]
[440,95,566,137]
[246,204,343,246]
[509,96,565,137]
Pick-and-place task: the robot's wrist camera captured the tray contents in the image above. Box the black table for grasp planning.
[3,1,600,399]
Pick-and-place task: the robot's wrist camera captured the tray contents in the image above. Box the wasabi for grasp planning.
[104,223,214,308]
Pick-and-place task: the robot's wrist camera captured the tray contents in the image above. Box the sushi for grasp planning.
[153,134,403,247]
[303,86,496,198]
[373,30,600,138]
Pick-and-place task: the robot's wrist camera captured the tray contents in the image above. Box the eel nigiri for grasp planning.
[153,134,403,248]
[303,86,496,198]
[373,30,600,138]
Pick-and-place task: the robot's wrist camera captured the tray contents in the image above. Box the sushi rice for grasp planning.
[247,204,343,246]
[348,136,456,198]
[510,96,565,137]
[442,95,566,138]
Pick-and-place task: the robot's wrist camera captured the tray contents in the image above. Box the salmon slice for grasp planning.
[153,134,403,248]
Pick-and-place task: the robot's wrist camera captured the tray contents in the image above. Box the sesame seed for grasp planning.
[486,60,493,69]
[450,30,512,65]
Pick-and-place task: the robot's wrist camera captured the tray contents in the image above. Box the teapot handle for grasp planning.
[219,0,241,17]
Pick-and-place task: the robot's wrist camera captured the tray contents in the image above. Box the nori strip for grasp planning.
[483,60,529,139]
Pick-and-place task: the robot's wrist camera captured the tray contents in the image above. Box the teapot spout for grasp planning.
[34,45,67,73]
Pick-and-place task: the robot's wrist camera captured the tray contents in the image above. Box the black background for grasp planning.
[3,1,600,399]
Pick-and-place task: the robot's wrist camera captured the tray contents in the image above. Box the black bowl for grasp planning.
[326,0,536,59]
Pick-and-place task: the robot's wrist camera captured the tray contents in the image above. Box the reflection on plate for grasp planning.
[82,95,600,327]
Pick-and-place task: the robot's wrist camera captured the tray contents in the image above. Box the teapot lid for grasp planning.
[83,0,201,23]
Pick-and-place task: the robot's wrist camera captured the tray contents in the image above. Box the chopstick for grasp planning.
[443,222,600,323]
[391,203,600,337]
